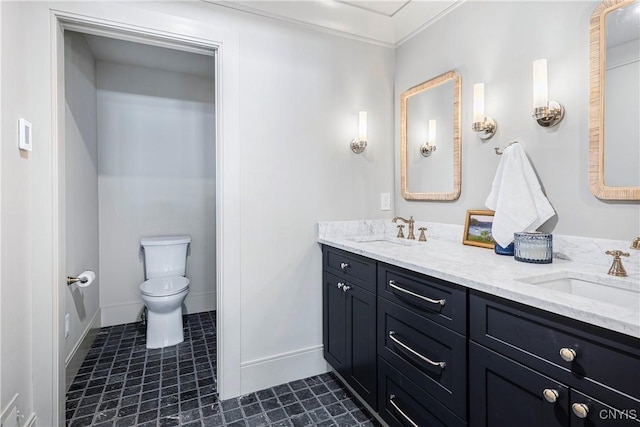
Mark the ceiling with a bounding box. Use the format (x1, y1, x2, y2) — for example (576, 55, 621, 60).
(205, 0, 464, 46)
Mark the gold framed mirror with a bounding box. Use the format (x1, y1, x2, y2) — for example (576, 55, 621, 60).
(400, 70, 461, 201)
(589, 0, 640, 200)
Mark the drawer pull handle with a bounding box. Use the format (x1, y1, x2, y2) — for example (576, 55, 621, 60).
(342, 285, 351, 292)
(388, 280, 446, 306)
(340, 262, 350, 270)
(543, 389, 559, 403)
(389, 331, 446, 369)
(572, 403, 589, 419)
(389, 394, 419, 427)
(559, 347, 576, 362)
(337, 282, 345, 289)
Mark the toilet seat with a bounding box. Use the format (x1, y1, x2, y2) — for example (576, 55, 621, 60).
(140, 276, 190, 297)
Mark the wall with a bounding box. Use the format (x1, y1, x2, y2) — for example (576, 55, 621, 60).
(97, 61, 216, 326)
(64, 31, 101, 385)
(394, 1, 640, 241)
(0, 0, 390, 422)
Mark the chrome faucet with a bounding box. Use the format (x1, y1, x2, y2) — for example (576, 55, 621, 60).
(392, 216, 415, 240)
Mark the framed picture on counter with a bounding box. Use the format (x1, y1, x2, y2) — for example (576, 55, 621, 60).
(463, 210, 495, 249)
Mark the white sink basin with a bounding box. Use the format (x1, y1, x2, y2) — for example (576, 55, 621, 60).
(517, 272, 639, 311)
(348, 235, 424, 247)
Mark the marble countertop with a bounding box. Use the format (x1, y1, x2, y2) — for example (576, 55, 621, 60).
(318, 221, 640, 339)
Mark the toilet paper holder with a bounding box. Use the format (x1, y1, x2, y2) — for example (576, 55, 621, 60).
(67, 276, 88, 286)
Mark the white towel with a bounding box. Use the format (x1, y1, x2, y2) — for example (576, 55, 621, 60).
(485, 143, 555, 248)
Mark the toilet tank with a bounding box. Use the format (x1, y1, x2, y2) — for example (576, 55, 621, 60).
(141, 235, 191, 279)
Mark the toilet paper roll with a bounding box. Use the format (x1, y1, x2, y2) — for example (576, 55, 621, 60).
(77, 270, 96, 288)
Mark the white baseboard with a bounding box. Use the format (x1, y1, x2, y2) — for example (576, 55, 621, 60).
(65, 308, 101, 391)
(240, 345, 329, 395)
(101, 291, 216, 327)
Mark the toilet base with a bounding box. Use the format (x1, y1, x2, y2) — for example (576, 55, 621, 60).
(145, 305, 185, 349)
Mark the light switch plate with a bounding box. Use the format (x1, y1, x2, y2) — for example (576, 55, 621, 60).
(380, 193, 391, 211)
(18, 118, 32, 151)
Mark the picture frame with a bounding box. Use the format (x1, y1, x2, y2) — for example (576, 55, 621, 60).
(463, 210, 495, 249)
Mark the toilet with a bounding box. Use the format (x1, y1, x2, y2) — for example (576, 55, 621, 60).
(140, 235, 191, 349)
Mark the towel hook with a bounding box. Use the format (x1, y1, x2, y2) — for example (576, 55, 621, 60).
(494, 141, 519, 155)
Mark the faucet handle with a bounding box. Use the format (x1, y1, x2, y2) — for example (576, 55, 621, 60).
(631, 237, 640, 250)
(396, 225, 405, 239)
(605, 250, 629, 277)
(418, 227, 427, 242)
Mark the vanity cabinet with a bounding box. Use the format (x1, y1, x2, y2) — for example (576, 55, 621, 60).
(469, 292, 640, 427)
(322, 246, 377, 409)
(321, 245, 640, 427)
(377, 263, 467, 424)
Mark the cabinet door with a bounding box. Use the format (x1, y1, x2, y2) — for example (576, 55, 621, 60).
(569, 389, 640, 426)
(470, 342, 569, 427)
(345, 284, 377, 410)
(323, 272, 347, 374)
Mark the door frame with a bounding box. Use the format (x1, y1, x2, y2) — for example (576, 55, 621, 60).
(50, 8, 241, 424)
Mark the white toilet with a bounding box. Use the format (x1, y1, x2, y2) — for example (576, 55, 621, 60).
(140, 235, 191, 349)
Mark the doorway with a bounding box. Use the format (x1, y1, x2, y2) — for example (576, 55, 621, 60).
(51, 11, 242, 426)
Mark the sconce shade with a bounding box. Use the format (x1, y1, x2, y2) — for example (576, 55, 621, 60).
(428, 119, 436, 146)
(473, 83, 485, 123)
(358, 111, 367, 142)
(533, 59, 549, 109)
(351, 110, 368, 154)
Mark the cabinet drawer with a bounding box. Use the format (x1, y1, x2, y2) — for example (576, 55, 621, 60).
(470, 292, 640, 401)
(378, 263, 467, 334)
(323, 245, 376, 292)
(378, 298, 466, 419)
(378, 358, 466, 427)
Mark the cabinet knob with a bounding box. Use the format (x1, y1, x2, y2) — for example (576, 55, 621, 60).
(342, 285, 351, 292)
(572, 403, 589, 419)
(542, 389, 559, 403)
(559, 347, 577, 362)
(337, 282, 344, 289)
(340, 262, 350, 270)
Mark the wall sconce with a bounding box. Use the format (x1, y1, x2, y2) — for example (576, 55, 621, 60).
(420, 119, 437, 157)
(471, 83, 497, 140)
(350, 111, 367, 154)
(532, 59, 564, 127)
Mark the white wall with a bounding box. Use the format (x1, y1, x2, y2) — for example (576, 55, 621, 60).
(97, 61, 216, 326)
(1, 2, 37, 422)
(394, 1, 640, 241)
(64, 31, 101, 374)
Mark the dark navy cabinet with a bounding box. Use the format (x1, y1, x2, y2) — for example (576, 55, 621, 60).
(322, 245, 640, 427)
(322, 246, 377, 410)
(470, 292, 640, 427)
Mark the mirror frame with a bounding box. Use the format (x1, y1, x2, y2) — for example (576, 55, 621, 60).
(400, 70, 461, 201)
(589, 0, 640, 200)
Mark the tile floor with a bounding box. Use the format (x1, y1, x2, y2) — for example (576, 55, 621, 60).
(66, 312, 380, 426)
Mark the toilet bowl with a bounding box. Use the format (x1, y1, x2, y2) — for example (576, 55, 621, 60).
(140, 276, 190, 349)
(140, 235, 191, 349)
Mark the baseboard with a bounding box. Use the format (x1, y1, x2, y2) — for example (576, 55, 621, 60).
(101, 291, 216, 327)
(65, 308, 101, 391)
(240, 345, 329, 395)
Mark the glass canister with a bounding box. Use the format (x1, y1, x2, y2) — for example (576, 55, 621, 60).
(514, 232, 553, 264)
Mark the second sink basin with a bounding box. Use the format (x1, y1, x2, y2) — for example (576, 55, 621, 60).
(517, 271, 639, 311)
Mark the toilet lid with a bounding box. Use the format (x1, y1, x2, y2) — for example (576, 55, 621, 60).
(140, 276, 190, 297)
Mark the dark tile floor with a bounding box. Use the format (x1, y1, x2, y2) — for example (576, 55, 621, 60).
(66, 312, 380, 426)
